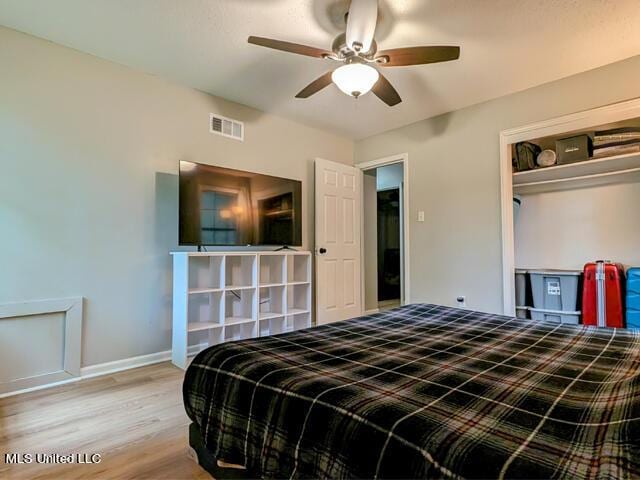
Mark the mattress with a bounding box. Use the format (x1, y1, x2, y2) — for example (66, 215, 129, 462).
(183, 304, 640, 479)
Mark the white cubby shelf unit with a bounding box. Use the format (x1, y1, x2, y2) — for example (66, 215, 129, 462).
(171, 251, 312, 369)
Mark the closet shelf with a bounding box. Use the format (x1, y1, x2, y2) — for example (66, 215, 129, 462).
(513, 151, 640, 195)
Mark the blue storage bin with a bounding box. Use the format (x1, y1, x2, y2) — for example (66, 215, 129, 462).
(627, 268, 640, 329)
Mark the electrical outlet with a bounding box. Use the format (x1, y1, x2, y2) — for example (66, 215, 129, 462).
(417, 211, 425, 222)
(456, 296, 466, 307)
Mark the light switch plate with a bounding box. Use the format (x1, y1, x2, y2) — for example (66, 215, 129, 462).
(417, 211, 425, 222)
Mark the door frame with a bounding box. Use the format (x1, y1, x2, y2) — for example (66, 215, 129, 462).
(355, 153, 410, 310)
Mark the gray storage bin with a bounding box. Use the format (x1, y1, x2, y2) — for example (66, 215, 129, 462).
(515, 306, 528, 319)
(515, 269, 527, 307)
(529, 269, 581, 311)
(530, 307, 580, 325)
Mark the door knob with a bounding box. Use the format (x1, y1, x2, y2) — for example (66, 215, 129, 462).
(319, 247, 327, 255)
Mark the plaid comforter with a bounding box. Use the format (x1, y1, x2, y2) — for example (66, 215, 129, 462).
(183, 304, 640, 479)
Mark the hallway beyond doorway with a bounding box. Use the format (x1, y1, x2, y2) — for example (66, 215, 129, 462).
(363, 162, 404, 313)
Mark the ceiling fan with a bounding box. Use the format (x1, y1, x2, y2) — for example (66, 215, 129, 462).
(248, 0, 460, 107)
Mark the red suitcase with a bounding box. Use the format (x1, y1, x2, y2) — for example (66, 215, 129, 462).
(582, 261, 625, 328)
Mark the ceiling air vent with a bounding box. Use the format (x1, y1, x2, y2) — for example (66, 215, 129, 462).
(210, 113, 244, 141)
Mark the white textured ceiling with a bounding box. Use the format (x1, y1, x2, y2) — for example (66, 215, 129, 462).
(1, 0, 640, 139)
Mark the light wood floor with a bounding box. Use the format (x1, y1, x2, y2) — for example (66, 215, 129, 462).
(378, 299, 401, 311)
(0, 363, 210, 479)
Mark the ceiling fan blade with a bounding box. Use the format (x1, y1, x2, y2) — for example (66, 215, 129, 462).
(376, 46, 460, 67)
(295, 71, 335, 98)
(248, 36, 331, 59)
(372, 72, 401, 107)
(346, 0, 378, 53)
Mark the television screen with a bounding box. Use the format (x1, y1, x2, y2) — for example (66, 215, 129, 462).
(179, 161, 302, 246)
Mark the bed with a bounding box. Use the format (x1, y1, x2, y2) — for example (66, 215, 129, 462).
(183, 304, 640, 479)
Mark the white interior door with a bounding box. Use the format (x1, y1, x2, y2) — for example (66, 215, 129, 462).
(315, 158, 362, 325)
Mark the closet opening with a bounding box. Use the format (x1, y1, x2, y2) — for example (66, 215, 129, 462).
(500, 99, 640, 329)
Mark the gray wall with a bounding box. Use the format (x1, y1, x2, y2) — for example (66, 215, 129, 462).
(376, 163, 403, 191)
(515, 183, 640, 271)
(355, 54, 640, 314)
(0, 27, 353, 367)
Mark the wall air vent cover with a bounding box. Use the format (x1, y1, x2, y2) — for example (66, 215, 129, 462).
(210, 113, 244, 141)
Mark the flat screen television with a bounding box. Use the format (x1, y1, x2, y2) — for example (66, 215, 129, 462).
(179, 161, 302, 247)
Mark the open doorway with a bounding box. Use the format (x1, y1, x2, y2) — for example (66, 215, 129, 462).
(362, 162, 406, 313)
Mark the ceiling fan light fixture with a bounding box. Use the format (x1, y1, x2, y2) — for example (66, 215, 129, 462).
(248, 3, 460, 107)
(331, 63, 379, 98)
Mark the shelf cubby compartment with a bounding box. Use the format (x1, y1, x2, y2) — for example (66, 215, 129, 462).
(225, 321, 256, 342)
(286, 283, 310, 315)
(286, 312, 311, 331)
(259, 316, 287, 336)
(225, 255, 256, 289)
(287, 254, 310, 284)
(207, 326, 224, 345)
(259, 254, 286, 286)
(187, 290, 224, 333)
(188, 255, 224, 292)
(224, 288, 256, 325)
(259, 285, 286, 320)
(188, 326, 224, 348)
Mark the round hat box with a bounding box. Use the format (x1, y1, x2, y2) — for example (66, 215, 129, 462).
(537, 149, 557, 167)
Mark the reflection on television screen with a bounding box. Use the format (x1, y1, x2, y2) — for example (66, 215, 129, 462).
(179, 161, 302, 247)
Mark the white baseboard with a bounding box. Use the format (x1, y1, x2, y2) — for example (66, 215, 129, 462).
(80, 350, 170, 379)
(0, 343, 208, 399)
(363, 308, 380, 315)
